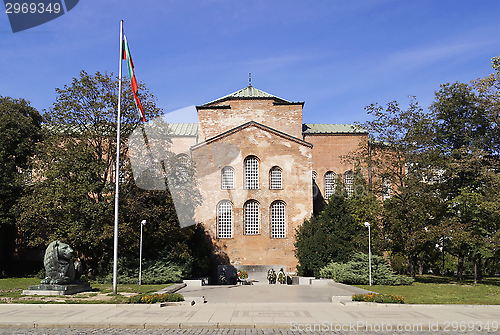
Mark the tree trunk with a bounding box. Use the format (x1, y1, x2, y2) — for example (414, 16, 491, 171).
(418, 257, 424, 276)
(474, 259, 477, 285)
(457, 253, 464, 281)
(478, 256, 482, 281)
(408, 257, 415, 277)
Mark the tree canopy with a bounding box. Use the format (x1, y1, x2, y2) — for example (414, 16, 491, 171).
(15, 71, 205, 278)
(0, 96, 42, 274)
(342, 54, 500, 279)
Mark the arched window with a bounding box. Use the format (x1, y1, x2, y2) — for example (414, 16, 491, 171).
(217, 201, 233, 239)
(244, 200, 260, 235)
(176, 154, 190, 182)
(221, 166, 234, 189)
(382, 178, 391, 200)
(269, 166, 282, 190)
(344, 170, 354, 197)
(270, 201, 286, 238)
(244, 156, 259, 189)
(324, 171, 335, 199)
(312, 171, 318, 199)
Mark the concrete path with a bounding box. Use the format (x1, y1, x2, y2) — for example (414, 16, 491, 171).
(0, 284, 499, 331)
(177, 282, 372, 303)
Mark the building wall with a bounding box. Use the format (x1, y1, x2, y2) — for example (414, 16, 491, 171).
(191, 125, 312, 271)
(304, 133, 367, 199)
(165, 94, 368, 270)
(197, 99, 303, 142)
(169, 136, 197, 155)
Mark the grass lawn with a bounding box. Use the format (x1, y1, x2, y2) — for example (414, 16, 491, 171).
(354, 276, 500, 304)
(0, 277, 172, 304)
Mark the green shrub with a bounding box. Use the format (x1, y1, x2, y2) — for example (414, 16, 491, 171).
(352, 293, 404, 304)
(129, 293, 184, 304)
(318, 252, 413, 285)
(36, 268, 45, 279)
(100, 257, 184, 284)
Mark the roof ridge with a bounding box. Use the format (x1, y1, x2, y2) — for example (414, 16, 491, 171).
(303, 123, 367, 134)
(200, 85, 291, 106)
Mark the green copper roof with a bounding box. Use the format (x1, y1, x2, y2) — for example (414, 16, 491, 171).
(167, 123, 198, 136)
(303, 123, 368, 134)
(200, 85, 292, 106)
(166, 123, 367, 137)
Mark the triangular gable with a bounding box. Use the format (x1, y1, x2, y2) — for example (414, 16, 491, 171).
(191, 121, 313, 151)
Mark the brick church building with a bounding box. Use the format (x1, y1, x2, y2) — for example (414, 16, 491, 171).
(167, 84, 367, 271)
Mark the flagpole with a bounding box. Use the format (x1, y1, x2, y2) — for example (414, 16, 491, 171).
(113, 19, 124, 295)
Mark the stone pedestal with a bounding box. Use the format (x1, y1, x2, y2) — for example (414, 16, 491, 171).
(22, 282, 91, 296)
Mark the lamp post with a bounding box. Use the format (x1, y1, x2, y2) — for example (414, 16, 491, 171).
(138, 220, 146, 285)
(364, 222, 372, 286)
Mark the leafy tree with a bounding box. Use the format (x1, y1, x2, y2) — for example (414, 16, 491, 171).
(294, 191, 362, 277)
(347, 98, 442, 276)
(343, 170, 386, 255)
(429, 81, 499, 281)
(0, 97, 42, 275)
(16, 71, 203, 278)
(470, 55, 500, 276)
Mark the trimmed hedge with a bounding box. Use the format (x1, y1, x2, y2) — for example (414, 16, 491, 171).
(352, 293, 405, 304)
(129, 293, 184, 304)
(318, 252, 413, 285)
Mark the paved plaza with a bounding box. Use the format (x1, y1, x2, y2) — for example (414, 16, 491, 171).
(0, 283, 499, 333)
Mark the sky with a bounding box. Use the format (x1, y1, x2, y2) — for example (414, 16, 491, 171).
(1, 0, 500, 125)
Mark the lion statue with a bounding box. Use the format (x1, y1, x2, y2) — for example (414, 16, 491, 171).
(41, 240, 82, 285)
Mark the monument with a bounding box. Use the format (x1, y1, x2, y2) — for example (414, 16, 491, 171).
(23, 240, 91, 296)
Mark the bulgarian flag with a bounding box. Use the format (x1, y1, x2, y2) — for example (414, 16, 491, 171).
(122, 35, 146, 122)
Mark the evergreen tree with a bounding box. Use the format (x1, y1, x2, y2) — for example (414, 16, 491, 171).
(294, 192, 362, 277)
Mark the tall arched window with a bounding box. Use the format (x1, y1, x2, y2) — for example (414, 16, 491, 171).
(217, 201, 233, 239)
(221, 166, 234, 189)
(244, 156, 259, 189)
(270, 201, 286, 238)
(312, 171, 318, 199)
(176, 154, 190, 183)
(244, 200, 260, 235)
(324, 171, 335, 199)
(382, 178, 391, 200)
(344, 170, 354, 197)
(269, 166, 282, 190)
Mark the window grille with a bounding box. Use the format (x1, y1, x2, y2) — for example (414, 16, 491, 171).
(221, 167, 234, 189)
(382, 178, 391, 200)
(217, 201, 233, 238)
(271, 201, 286, 238)
(324, 171, 335, 199)
(118, 160, 126, 184)
(176, 154, 190, 184)
(270, 167, 282, 189)
(244, 156, 259, 189)
(244, 200, 260, 235)
(312, 171, 318, 199)
(344, 171, 354, 197)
